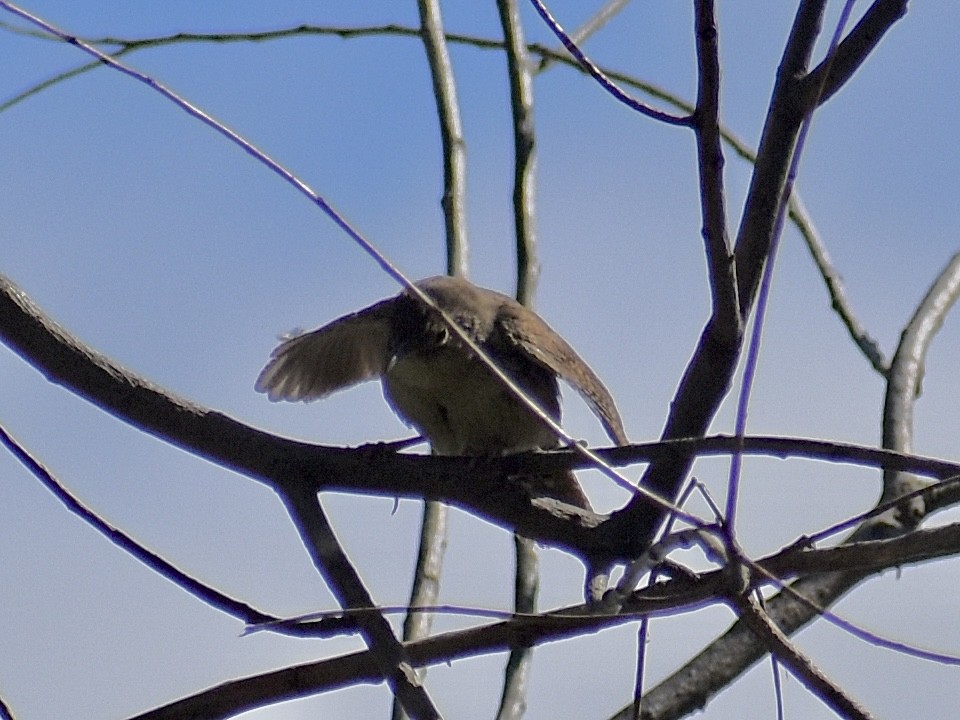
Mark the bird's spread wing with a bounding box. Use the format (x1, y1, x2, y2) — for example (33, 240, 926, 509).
(496, 304, 628, 446)
(255, 298, 395, 402)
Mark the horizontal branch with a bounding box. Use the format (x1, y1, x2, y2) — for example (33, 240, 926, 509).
(3, 273, 960, 564)
(132, 521, 960, 719)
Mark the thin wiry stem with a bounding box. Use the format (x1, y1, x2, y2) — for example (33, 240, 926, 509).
(727, 0, 854, 538)
(0, 423, 359, 636)
(534, 0, 631, 73)
(525, 0, 690, 125)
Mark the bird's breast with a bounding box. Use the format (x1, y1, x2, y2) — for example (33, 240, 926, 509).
(382, 346, 559, 456)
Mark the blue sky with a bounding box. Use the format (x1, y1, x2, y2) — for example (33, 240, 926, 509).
(2, 2, 959, 718)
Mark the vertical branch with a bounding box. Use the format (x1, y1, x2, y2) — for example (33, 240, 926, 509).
(281, 484, 440, 720)
(394, 3, 468, 718)
(497, 1, 539, 717)
(496, 537, 538, 720)
(393, 502, 449, 720)
(727, 0, 856, 532)
(692, 0, 737, 330)
(601, 1, 831, 556)
(498, 0, 539, 305)
(418, 0, 469, 278)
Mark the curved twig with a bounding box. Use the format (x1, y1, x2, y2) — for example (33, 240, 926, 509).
(525, 0, 690, 126)
(881, 252, 960, 507)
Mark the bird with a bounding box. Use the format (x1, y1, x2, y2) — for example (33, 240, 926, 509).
(255, 275, 627, 514)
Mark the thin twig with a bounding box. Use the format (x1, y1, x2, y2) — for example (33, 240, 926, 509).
(692, 0, 737, 335)
(0, 423, 355, 635)
(787, 194, 888, 374)
(499, 0, 540, 308)
(394, 501, 448, 720)
(799, 473, 960, 547)
(496, 537, 538, 720)
(726, 0, 855, 535)
(534, 0, 631, 73)
(525, 0, 690, 125)
(881, 252, 960, 506)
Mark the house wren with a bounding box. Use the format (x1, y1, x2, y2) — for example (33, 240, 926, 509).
(256, 275, 627, 512)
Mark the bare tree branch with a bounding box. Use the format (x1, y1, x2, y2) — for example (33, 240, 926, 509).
(130, 521, 960, 720)
(417, 0, 469, 279)
(787, 193, 889, 374)
(734, 0, 827, 308)
(394, 501, 448, 720)
(881, 252, 960, 507)
(390, 5, 469, 717)
(525, 0, 690, 125)
(497, 537, 538, 720)
(499, 0, 540, 308)
(5, 270, 960, 558)
(282, 484, 441, 719)
(691, 0, 739, 363)
(533, 0, 632, 75)
(810, 0, 909, 106)
(496, 1, 541, 716)
(601, 0, 907, 563)
(728, 591, 875, 720)
(0, 423, 344, 635)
